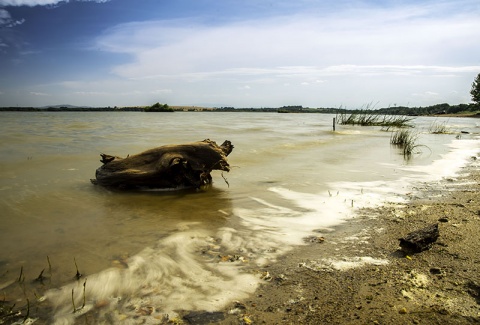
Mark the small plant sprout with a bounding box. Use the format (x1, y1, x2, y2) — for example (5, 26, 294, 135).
(23, 298, 30, 323)
(74, 257, 82, 280)
(82, 279, 87, 309)
(35, 268, 45, 283)
(47, 255, 52, 274)
(71, 289, 76, 313)
(18, 266, 24, 283)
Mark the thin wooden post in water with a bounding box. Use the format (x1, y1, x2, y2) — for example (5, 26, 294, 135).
(333, 117, 336, 131)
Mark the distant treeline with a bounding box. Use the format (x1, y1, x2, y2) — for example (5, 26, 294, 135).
(1, 102, 479, 115)
(224, 103, 480, 115)
(375, 103, 480, 116)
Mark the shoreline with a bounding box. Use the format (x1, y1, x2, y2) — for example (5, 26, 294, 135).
(1, 108, 479, 117)
(214, 160, 480, 324)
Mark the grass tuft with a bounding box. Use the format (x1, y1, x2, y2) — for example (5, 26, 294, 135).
(390, 129, 420, 158)
(428, 120, 449, 134)
(336, 110, 414, 128)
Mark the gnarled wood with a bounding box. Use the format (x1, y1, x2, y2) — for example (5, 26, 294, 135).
(399, 223, 439, 253)
(91, 139, 233, 189)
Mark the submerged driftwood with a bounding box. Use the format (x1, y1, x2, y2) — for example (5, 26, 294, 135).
(91, 139, 233, 189)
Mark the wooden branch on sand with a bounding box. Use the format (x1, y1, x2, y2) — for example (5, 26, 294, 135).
(91, 139, 233, 190)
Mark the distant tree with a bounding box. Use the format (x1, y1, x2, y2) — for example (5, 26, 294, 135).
(144, 102, 173, 112)
(471, 73, 480, 105)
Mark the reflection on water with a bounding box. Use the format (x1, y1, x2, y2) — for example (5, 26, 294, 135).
(0, 112, 479, 323)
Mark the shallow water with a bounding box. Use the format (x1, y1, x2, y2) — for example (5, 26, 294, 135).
(0, 112, 479, 323)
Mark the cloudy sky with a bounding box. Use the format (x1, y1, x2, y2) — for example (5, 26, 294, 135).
(0, 0, 479, 108)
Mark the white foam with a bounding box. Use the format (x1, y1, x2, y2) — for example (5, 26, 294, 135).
(303, 257, 389, 272)
(402, 138, 480, 181)
(45, 226, 260, 324)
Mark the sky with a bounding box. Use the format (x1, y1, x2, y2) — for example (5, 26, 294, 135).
(0, 0, 479, 108)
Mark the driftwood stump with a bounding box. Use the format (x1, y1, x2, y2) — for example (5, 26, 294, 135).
(399, 223, 439, 253)
(91, 139, 233, 189)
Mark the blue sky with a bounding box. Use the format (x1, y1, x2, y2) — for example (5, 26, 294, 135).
(0, 0, 479, 108)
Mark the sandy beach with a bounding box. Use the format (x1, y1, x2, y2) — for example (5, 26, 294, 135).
(211, 160, 480, 324)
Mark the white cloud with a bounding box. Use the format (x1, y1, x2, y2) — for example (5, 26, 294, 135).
(0, 8, 11, 24)
(73, 91, 109, 96)
(0, 0, 109, 5)
(5, 18, 24, 27)
(150, 89, 172, 94)
(30, 91, 50, 96)
(1, 0, 107, 29)
(55, 79, 175, 105)
(4, 0, 478, 108)
(96, 7, 480, 84)
(87, 1, 480, 107)
(0, 0, 62, 5)
(411, 91, 440, 99)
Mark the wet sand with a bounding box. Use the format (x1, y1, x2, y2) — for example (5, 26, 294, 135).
(213, 161, 480, 324)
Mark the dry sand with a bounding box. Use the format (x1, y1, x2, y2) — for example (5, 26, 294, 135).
(213, 161, 480, 324)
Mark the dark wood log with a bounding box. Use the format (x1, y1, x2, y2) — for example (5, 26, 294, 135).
(399, 223, 439, 253)
(91, 139, 233, 189)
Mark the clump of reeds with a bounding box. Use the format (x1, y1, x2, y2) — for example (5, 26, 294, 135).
(391, 129, 420, 158)
(336, 110, 414, 128)
(428, 120, 449, 134)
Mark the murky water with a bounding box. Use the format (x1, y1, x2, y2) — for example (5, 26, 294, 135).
(0, 112, 479, 323)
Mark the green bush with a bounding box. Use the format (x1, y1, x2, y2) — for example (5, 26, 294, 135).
(144, 102, 173, 112)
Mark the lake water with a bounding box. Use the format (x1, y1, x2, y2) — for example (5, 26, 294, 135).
(1, 112, 479, 324)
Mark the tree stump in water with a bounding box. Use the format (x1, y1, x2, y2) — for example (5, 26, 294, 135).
(91, 139, 233, 189)
(399, 223, 439, 253)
